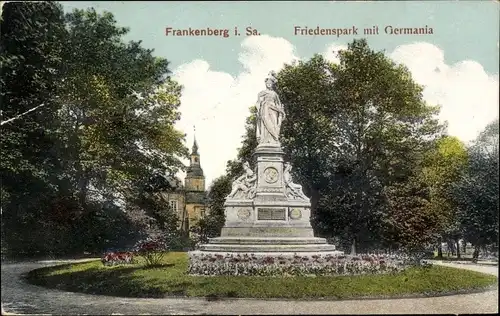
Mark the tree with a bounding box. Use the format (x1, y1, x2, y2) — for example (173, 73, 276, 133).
(452, 119, 499, 260)
(276, 39, 444, 253)
(383, 176, 440, 262)
(52, 8, 189, 251)
(0, 1, 69, 256)
(59, 8, 188, 211)
(126, 172, 182, 248)
(1, 5, 189, 256)
(420, 136, 468, 258)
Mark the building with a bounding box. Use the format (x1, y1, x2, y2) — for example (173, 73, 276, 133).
(158, 136, 207, 234)
(183, 136, 207, 231)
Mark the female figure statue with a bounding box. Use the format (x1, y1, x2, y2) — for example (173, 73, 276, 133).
(227, 162, 257, 199)
(256, 71, 286, 146)
(284, 163, 308, 200)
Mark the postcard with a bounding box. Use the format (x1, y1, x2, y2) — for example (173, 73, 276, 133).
(1, 1, 498, 315)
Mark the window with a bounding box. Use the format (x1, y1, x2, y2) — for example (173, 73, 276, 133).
(169, 200, 178, 213)
(201, 208, 206, 218)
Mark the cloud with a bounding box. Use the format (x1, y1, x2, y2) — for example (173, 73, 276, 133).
(323, 43, 348, 64)
(389, 42, 499, 144)
(173, 37, 498, 186)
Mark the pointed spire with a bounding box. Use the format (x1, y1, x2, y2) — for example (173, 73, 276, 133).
(192, 125, 199, 155)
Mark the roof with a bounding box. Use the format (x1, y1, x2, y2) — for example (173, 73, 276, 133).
(192, 136, 199, 155)
(186, 165, 204, 177)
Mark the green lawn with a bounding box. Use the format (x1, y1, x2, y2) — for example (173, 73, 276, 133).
(26, 252, 498, 299)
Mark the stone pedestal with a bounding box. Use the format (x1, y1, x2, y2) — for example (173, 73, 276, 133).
(193, 144, 341, 255)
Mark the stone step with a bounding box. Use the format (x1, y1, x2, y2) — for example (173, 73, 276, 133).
(208, 237, 329, 245)
(220, 226, 315, 237)
(190, 250, 345, 257)
(198, 243, 337, 253)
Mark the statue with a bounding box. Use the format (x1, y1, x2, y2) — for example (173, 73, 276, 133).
(284, 163, 308, 200)
(226, 162, 257, 199)
(256, 71, 286, 146)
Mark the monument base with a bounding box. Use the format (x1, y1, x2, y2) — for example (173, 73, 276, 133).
(199, 236, 338, 252)
(189, 194, 344, 275)
(189, 118, 345, 275)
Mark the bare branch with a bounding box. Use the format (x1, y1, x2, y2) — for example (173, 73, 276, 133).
(0, 103, 45, 126)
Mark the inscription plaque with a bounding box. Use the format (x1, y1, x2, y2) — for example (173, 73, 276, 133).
(257, 208, 286, 220)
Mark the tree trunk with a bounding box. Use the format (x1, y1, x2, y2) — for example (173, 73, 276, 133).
(462, 241, 467, 254)
(309, 187, 320, 221)
(472, 245, 480, 263)
(447, 240, 454, 256)
(350, 239, 356, 255)
(437, 237, 443, 258)
(78, 178, 88, 206)
(456, 239, 461, 259)
(75, 159, 90, 214)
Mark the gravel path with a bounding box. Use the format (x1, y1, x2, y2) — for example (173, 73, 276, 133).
(1, 259, 498, 315)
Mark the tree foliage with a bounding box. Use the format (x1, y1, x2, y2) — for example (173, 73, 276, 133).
(1, 3, 188, 256)
(419, 136, 468, 256)
(276, 39, 444, 253)
(1, 1, 70, 255)
(59, 9, 187, 208)
(452, 119, 499, 251)
(383, 176, 440, 257)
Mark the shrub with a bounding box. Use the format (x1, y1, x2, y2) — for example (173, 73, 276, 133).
(134, 236, 168, 267)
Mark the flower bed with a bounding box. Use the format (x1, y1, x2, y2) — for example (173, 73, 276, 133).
(101, 251, 134, 266)
(100, 236, 170, 267)
(188, 252, 412, 276)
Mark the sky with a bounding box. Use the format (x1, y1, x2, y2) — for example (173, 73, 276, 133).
(62, 1, 500, 187)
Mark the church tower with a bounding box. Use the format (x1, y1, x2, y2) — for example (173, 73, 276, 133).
(184, 131, 207, 231)
(185, 135, 205, 191)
